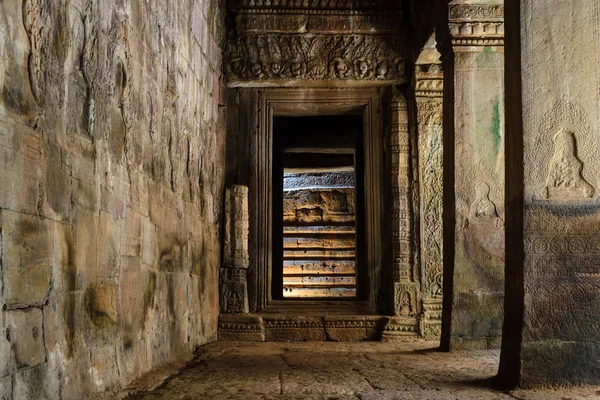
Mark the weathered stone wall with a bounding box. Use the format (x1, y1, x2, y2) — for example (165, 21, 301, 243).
(500, 0, 600, 388)
(0, 0, 225, 398)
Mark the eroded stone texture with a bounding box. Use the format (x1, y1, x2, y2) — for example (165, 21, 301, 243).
(437, 0, 505, 350)
(0, 0, 226, 397)
(501, 0, 600, 388)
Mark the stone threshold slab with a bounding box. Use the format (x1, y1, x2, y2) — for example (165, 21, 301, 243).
(218, 314, 423, 342)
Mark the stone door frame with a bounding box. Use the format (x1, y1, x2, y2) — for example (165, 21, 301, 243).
(250, 87, 385, 314)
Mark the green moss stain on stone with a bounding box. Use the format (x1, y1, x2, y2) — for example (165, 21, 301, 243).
(491, 96, 502, 157)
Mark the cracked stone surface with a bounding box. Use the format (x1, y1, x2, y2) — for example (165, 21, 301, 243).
(123, 341, 600, 400)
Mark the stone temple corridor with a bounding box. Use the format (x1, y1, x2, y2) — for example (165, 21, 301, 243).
(1, 0, 600, 399)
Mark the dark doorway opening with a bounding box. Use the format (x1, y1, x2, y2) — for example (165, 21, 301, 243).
(272, 115, 366, 300)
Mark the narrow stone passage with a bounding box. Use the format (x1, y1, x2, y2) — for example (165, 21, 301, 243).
(123, 342, 600, 400)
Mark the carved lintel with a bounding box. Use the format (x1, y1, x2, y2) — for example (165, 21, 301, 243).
(225, 34, 407, 83)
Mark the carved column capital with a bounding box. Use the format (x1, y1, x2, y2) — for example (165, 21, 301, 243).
(438, 1, 504, 58)
(449, 1, 504, 45)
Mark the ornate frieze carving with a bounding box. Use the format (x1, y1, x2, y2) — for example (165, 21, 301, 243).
(449, 4, 504, 20)
(236, 14, 403, 34)
(226, 34, 407, 83)
(230, 0, 402, 13)
(447, 2, 504, 47)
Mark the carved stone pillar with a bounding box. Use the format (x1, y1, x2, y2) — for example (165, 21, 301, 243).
(220, 185, 250, 314)
(500, 0, 600, 388)
(438, 1, 505, 350)
(415, 36, 444, 340)
(383, 90, 420, 341)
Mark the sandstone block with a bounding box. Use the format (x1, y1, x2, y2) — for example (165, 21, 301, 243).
(2, 211, 53, 308)
(84, 284, 119, 346)
(97, 211, 122, 279)
(5, 308, 45, 369)
(12, 363, 60, 400)
(0, 375, 12, 400)
(324, 316, 366, 342)
(365, 316, 386, 341)
(43, 291, 86, 361)
(90, 345, 120, 392)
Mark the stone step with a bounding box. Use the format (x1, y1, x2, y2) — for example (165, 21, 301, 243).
(283, 251, 356, 259)
(283, 226, 356, 236)
(283, 287, 357, 298)
(283, 260, 356, 275)
(283, 275, 356, 286)
(283, 236, 356, 248)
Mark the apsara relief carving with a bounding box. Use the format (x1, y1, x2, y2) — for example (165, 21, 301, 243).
(533, 99, 596, 202)
(539, 129, 595, 200)
(469, 182, 500, 220)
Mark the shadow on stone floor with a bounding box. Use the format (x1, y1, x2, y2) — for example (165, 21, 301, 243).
(121, 342, 600, 400)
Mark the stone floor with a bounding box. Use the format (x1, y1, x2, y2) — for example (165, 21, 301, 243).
(124, 341, 600, 400)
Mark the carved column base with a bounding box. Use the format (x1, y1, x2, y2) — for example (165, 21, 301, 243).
(218, 314, 265, 341)
(380, 316, 420, 342)
(219, 268, 249, 314)
(419, 298, 443, 339)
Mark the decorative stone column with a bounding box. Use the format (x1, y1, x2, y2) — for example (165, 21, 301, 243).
(220, 185, 250, 314)
(382, 90, 420, 341)
(415, 36, 444, 340)
(438, 1, 505, 350)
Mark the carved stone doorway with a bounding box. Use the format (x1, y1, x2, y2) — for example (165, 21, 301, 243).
(226, 88, 385, 314)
